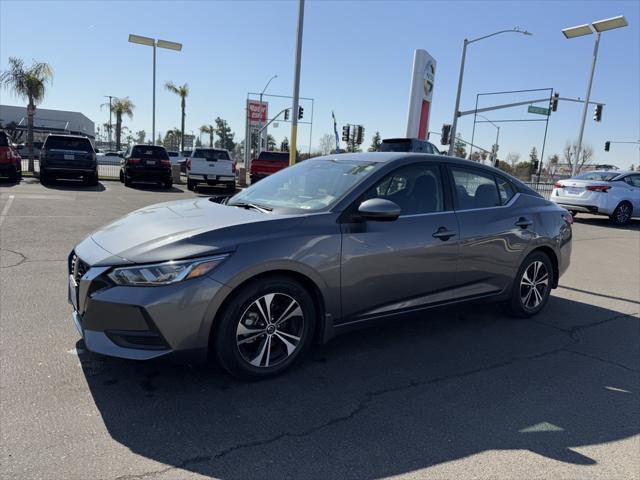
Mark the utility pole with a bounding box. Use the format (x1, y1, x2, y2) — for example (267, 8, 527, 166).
(289, 0, 305, 166)
(104, 95, 114, 150)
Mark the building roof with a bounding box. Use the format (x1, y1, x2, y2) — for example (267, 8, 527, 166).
(0, 104, 95, 138)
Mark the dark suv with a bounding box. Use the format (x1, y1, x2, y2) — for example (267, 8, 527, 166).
(40, 135, 98, 185)
(120, 145, 172, 189)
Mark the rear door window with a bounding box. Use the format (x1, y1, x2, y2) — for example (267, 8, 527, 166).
(451, 168, 501, 209)
(0, 132, 9, 147)
(45, 137, 93, 152)
(193, 149, 230, 161)
(496, 176, 516, 204)
(131, 146, 169, 160)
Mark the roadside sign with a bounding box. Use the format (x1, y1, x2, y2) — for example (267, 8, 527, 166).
(528, 105, 550, 116)
(247, 100, 268, 126)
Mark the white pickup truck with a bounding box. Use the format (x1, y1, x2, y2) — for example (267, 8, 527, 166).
(186, 148, 235, 192)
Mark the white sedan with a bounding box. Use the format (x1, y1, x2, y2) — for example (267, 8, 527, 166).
(550, 170, 640, 225)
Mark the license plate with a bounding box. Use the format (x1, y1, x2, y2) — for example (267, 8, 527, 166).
(68, 274, 78, 311)
(565, 187, 582, 195)
(147, 160, 156, 165)
(64, 154, 75, 160)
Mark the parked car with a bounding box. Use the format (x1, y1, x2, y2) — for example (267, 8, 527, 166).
(68, 152, 572, 379)
(550, 170, 640, 225)
(167, 150, 184, 166)
(186, 148, 235, 191)
(249, 151, 290, 183)
(119, 145, 173, 189)
(96, 151, 123, 165)
(40, 135, 98, 185)
(378, 137, 441, 154)
(0, 131, 22, 182)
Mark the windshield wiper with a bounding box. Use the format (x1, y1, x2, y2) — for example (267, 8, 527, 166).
(229, 202, 273, 213)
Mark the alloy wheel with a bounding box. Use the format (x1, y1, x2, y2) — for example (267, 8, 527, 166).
(236, 293, 304, 368)
(617, 204, 631, 224)
(520, 260, 549, 310)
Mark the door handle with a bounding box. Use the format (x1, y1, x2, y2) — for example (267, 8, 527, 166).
(515, 217, 533, 229)
(432, 227, 456, 241)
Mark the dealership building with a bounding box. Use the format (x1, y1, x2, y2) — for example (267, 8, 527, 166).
(0, 104, 95, 141)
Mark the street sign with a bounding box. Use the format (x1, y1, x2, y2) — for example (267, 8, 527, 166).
(528, 105, 550, 116)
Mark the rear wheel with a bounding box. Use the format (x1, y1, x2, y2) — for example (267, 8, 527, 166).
(187, 179, 196, 191)
(214, 276, 316, 380)
(85, 172, 99, 186)
(609, 201, 632, 226)
(119, 170, 124, 183)
(40, 169, 49, 185)
(124, 175, 132, 187)
(506, 251, 554, 317)
(8, 165, 19, 183)
(163, 179, 173, 189)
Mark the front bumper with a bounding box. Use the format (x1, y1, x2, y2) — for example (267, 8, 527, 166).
(68, 257, 230, 362)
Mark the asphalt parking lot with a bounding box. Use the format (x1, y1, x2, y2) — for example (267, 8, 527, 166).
(1, 177, 638, 480)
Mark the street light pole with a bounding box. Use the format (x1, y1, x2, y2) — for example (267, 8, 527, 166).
(289, 0, 305, 166)
(258, 74, 277, 155)
(448, 28, 532, 156)
(103, 95, 113, 150)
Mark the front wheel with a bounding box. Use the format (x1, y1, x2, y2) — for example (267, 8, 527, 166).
(609, 201, 632, 226)
(506, 251, 554, 318)
(214, 276, 316, 380)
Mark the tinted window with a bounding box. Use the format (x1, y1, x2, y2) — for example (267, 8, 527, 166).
(258, 151, 289, 162)
(496, 177, 516, 204)
(366, 163, 444, 215)
(130, 146, 169, 160)
(574, 171, 619, 181)
(193, 149, 230, 161)
(167, 151, 180, 157)
(0, 132, 9, 147)
(45, 136, 93, 152)
(452, 168, 500, 209)
(623, 175, 640, 187)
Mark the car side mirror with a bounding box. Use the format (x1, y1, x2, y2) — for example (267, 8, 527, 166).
(357, 198, 401, 221)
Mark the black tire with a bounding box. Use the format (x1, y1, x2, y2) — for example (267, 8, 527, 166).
(609, 201, 632, 226)
(8, 165, 18, 183)
(506, 251, 554, 318)
(164, 179, 173, 189)
(214, 275, 316, 380)
(569, 210, 578, 217)
(85, 172, 99, 186)
(226, 182, 236, 193)
(187, 180, 196, 191)
(119, 170, 124, 183)
(124, 175, 132, 187)
(40, 169, 48, 185)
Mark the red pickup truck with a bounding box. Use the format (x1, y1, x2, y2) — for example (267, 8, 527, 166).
(0, 131, 22, 183)
(250, 151, 290, 183)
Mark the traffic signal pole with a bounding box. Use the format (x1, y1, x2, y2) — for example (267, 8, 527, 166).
(289, 0, 305, 166)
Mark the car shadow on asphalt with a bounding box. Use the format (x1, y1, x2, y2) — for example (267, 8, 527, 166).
(124, 182, 185, 194)
(78, 296, 638, 479)
(573, 216, 640, 231)
(39, 178, 107, 192)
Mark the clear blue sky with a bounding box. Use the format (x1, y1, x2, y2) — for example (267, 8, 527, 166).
(1, 0, 638, 167)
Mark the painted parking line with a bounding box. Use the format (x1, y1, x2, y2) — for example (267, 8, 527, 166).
(0, 194, 15, 227)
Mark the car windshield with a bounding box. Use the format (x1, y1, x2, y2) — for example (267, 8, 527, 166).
(131, 146, 169, 160)
(574, 171, 620, 181)
(229, 158, 379, 212)
(193, 149, 230, 161)
(45, 137, 93, 151)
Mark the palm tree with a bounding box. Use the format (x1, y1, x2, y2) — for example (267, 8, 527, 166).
(0, 57, 53, 171)
(200, 124, 214, 147)
(102, 122, 113, 145)
(165, 81, 189, 151)
(109, 98, 134, 151)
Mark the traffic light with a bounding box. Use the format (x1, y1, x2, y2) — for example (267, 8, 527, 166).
(355, 125, 365, 145)
(441, 124, 451, 145)
(284, 109, 290, 121)
(550, 92, 559, 112)
(593, 104, 603, 122)
(604, 141, 611, 152)
(342, 125, 350, 142)
(531, 160, 540, 172)
(298, 106, 304, 119)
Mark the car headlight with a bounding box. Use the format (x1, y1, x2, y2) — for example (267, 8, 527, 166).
(107, 254, 229, 286)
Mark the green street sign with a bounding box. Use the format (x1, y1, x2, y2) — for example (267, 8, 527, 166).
(528, 105, 550, 116)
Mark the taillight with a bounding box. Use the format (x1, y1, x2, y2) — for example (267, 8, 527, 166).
(186, 159, 191, 170)
(553, 182, 563, 189)
(161, 159, 171, 167)
(128, 158, 141, 165)
(586, 185, 610, 192)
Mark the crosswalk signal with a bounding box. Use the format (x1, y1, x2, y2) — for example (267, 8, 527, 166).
(550, 92, 559, 112)
(593, 104, 603, 122)
(604, 141, 611, 152)
(342, 125, 350, 142)
(284, 109, 290, 121)
(441, 124, 451, 145)
(298, 106, 304, 119)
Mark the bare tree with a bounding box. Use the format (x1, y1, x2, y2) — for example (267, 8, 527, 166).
(505, 152, 520, 168)
(563, 142, 593, 174)
(318, 133, 334, 155)
(546, 153, 560, 180)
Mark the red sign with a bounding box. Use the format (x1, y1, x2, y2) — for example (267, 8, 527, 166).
(247, 100, 268, 126)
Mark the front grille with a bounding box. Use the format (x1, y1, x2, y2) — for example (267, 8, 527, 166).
(70, 253, 90, 283)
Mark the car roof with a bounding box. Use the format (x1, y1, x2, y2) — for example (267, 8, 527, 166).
(45, 134, 90, 140)
(315, 152, 497, 169)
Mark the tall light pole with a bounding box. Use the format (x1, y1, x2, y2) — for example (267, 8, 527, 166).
(289, 0, 305, 166)
(473, 113, 499, 163)
(257, 74, 277, 155)
(128, 34, 182, 145)
(103, 95, 114, 150)
(562, 15, 628, 176)
(448, 27, 532, 156)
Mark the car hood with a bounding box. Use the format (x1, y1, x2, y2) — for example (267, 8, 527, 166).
(76, 197, 302, 266)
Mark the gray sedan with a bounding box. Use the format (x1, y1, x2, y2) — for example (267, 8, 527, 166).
(68, 153, 572, 379)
